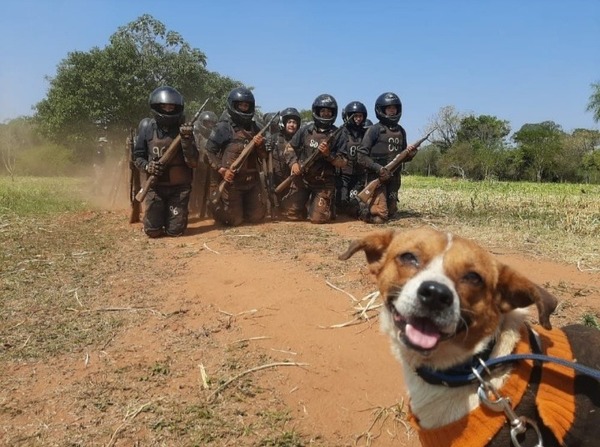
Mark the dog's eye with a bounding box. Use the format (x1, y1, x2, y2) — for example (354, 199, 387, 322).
(398, 252, 419, 267)
(462, 272, 484, 286)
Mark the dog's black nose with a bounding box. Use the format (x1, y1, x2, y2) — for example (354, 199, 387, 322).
(417, 281, 453, 309)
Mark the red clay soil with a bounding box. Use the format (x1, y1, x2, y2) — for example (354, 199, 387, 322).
(2, 212, 599, 446)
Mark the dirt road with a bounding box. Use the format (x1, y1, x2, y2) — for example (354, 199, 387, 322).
(2, 212, 599, 446)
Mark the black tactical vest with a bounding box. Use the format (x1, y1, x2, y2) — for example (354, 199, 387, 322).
(342, 129, 366, 175)
(221, 125, 260, 179)
(299, 127, 336, 179)
(369, 126, 405, 165)
(148, 128, 192, 186)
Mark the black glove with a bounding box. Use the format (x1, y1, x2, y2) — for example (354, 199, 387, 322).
(378, 167, 392, 182)
(179, 122, 194, 140)
(146, 160, 165, 176)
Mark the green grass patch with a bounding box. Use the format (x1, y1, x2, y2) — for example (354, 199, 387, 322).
(0, 175, 90, 216)
(398, 176, 600, 266)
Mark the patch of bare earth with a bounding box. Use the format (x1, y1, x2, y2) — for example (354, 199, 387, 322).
(1, 208, 598, 446)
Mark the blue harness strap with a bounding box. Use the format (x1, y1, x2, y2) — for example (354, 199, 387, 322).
(416, 327, 600, 387)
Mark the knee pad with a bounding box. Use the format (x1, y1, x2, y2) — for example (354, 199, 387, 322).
(144, 227, 164, 238)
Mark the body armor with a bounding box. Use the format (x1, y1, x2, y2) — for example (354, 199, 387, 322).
(145, 125, 192, 186)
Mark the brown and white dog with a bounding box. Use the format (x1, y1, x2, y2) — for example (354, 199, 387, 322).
(340, 227, 600, 447)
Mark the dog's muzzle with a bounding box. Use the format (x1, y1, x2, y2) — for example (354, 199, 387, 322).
(388, 280, 456, 352)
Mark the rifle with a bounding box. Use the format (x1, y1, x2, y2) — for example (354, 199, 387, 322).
(211, 111, 281, 205)
(265, 149, 279, 210)
(356, 129, 434, 204)
(127, 128, 142, 223)
(134, 97, 210, 203)
(274, 114, 354, 195)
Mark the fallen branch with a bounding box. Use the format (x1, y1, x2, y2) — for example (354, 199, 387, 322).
(230, 336, 270, 345)
(326, 280, 358, 302)
(19, 335, 31, 350)
(576, 260, 600, 272)
(207, 362, 308, 402)
(199, 363, 209, 390)
(67, 306, 154, 313)
(319, 317, 362, 329)
(106, 398, 162, 447)
(320, 290, 381, 329)
(203, 242, 220, 254)
(218, 309, 258, 317)
(355, 400, 412, 447)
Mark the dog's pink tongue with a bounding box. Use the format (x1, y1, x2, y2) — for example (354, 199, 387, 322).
(406, 320, 441, 350)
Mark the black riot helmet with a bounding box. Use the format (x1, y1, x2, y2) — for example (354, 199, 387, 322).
(311, 94, 338, 130)
(342, 101, 368, 130)
(149, 86, 185, 128)
(279, 107, 301, 132)
(195, 110, 218, 139)
(262, 112, 280, 133)
(374, 92, 402, 127)
(227, 87, 255, 126)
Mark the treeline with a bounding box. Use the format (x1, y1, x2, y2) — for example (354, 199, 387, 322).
(406, 108, 600, 183)
(1, 14, 242, 174)
(0, 14, 599, 183)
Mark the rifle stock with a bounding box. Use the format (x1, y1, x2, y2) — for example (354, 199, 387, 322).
(356, 129, 434, 204)
(211, 112, 280, 204)
(134, 98, 210, 203)
(274, 114, 354, 195)
(127, 129, 141, 223)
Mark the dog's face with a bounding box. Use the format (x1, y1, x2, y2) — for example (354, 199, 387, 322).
(340, 227, 558, 369)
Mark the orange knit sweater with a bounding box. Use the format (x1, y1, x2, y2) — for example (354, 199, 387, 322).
(413, 325, 575, 447)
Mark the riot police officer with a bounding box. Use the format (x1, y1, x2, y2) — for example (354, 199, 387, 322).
(133, 86, 199, 237)
(357, 92, 415, 224)
(189, 110, 218, 218)
(270, 108, 301, 191)
(281, 94, 347, 224)
(336, 101, 368, 218)
(205, 87, 267, 226)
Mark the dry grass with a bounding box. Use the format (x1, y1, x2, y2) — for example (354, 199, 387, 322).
(1, 174, 599, 446)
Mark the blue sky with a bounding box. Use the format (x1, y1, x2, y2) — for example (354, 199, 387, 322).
(1, 0, 598, 138)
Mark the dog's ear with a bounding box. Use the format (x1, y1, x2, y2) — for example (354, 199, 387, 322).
(338, 230, 395, 272)
(496, 263, 558, 330)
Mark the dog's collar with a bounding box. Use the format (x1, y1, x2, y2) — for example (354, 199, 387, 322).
(415, 328, 542, 387)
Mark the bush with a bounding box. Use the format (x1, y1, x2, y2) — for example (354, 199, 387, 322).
(16, 143, 77, 177)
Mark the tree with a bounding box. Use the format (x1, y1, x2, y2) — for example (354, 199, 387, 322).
(34, 15, 242, 159)
(568, 129, 600, 183)
(456, 115, 511, 147)
(512, 121, 565, 182)
(427, 106, 464, 153)
(439, 114, 510, 180)
(586, 82, 600, 123)
(404, 145, 441, 177)
(299, 109, 313, 124)
(581, 150, 600, 183)
(0, 121, 23, 178)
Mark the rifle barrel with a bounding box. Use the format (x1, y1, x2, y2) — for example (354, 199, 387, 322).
(355, 130, 433, 204)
